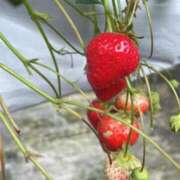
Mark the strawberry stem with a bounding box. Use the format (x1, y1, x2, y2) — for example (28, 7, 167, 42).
(142, 62, 180, 112)
(0, 64, 59, 105)
(0, 97, 21, 135)
(124, 77, 135, 157)
(138, 109, 146, 172)
(102, 0, 113, 32)
(0, 135, 6, 180)
(142, 0, 154, 58)
(140, 66, 154, 127)
(64, 100, 180, 170)
(63, 107, 112, 164)
(53, 0, 85, 49)
(0, 112, 52, 180)
(23, 0, 62, 97)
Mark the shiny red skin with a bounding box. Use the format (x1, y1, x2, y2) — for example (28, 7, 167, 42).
(86, 32, 140, 90)
(116, 93, 149, 115)
(87, 100, 105, 129)
(97, 116, 140, 151)
(94, 78, 127, 101)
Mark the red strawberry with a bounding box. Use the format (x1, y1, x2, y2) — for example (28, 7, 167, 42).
(87, 100, 105, 129)
(93, 78, 126, 101)
(86, 32, 140, 90)
(97, 115, 140, 151)
(115, 93, 149, 115)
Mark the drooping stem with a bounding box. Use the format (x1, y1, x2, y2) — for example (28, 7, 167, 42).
(124, 77, 135, 156)
(29, 64, 59, 97)
(0, 64, 59, 105)
(0, 135, 6, 180)
(63, 0, 101, 34)
(53, 0, 85, 49)
(0, 112, 52, 180)
(124, 90, 130, 114)
(0, 96, 20, 134)
(64, 107, 112, 164)
(23, 0, 62, 97)
(141, 138, 146, 171)
(0, 32, 31, 74)
(30, 61, 90, 101)
(62, 100, 180, 170)
(0, 32, 58, 97)
(142, 0, 154, 57)
(139, 110, 146, 171)
(142, 62, 180, 112)
(42, 20, 84, 55)
(140, 66, 154, 127)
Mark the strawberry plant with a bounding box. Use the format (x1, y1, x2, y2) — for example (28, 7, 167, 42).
(0, 0, 180, 179)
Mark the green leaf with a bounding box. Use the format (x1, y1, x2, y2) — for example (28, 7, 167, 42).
(75, 0, 101, 5)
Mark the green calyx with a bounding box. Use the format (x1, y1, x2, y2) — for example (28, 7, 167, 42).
(131, 168, 149, 180)
(151, 91, 161, 114)
(112, 151, 141, 171)
(170, 114, 180, 133)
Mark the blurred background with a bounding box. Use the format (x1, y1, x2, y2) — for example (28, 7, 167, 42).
(0, 0, 179, 180)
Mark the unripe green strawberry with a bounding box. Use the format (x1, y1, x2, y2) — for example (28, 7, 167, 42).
(170, 114, 180, 132)
(131, 168, 149, 180)
(105, 152, 141, 180)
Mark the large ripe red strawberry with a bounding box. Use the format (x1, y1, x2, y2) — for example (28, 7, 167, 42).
(87, 100, 105, 129)
(115, 93, 149, 115)
(94, 78, 126, 101)
(106, 152, 141, 180)
(86, 32, 140, 90)
(97, 115, 140, 151)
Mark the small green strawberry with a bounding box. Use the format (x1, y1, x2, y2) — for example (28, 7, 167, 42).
(151, 91, 161, 114)
(106, 152, 141, 180)
(170, 114, 180, 132)
(131, 167, 149, 180)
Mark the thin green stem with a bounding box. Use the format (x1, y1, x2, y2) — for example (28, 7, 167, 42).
(124, 90, 130, 113)
(0, 135, 6, 180)
(142, 0, 154, 57)
(0, 112, 52, 180)
(126, 0, 140, 29)
(0, 64, 59, 104)
(63, 0, 100, 34)
(23, 0, 61, 97)
(31, 61, 90, 101)
(42, 20, 84, 55)
(138, 110, 146, 171)
(53, 0, 84, 49)
(102, 0, 113, 32)
(112, 0, 119, 19)
(62, 100, 180, 170)
(0, 96, 20, 134)
(29, 64, 59, 97)
(140, 66, 154, 127)
(0, 32, 31, 74)
(63, 107, 112, 164)
(142, 63, 180, 112)
(124, 77, 134, 156)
